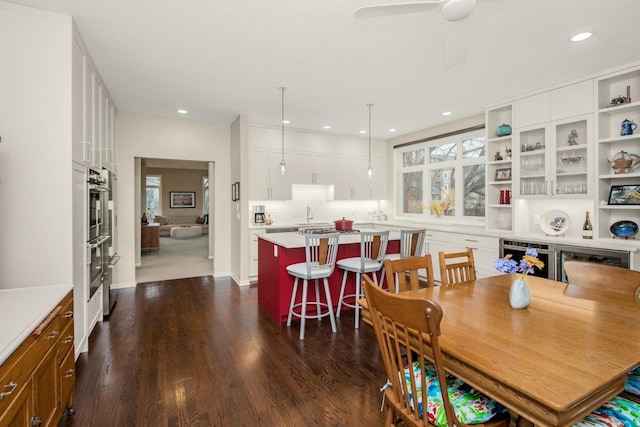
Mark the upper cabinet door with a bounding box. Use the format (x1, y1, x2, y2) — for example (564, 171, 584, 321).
(550, 80, 593, 120)
(72, 38, 87, 165)
(515, 92, 550, 128)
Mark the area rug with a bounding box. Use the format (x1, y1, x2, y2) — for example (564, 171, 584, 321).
(136, 235, 212, 283)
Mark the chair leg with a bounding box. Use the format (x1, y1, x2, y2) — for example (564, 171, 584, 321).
(287, 277, 299, 326)
(323, 278, 337, 333)
(299, 279, 309, 340)
(355, 272, 361, 329)
(336, 270, 348, 317)
(314, 279, 321, 320)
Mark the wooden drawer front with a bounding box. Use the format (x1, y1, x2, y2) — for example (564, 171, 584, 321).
(57, 321, 74, 361)
(0, 377, 31, 427)
(0, 365, 31, 418)
(59, 349, 75, 410)
(59, 293, 74, 329)
(32, 346, 58, 427)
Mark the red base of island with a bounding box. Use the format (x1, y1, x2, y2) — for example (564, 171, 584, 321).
(257, 238, 400, 325)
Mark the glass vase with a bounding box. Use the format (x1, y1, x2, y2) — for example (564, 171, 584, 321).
(510, 279, 531, 309)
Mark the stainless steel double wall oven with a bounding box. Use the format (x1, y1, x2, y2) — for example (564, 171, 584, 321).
(87, 168, 119, 316)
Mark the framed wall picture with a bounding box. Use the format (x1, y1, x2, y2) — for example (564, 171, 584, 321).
(495, 167, 512, 182)
(231, 182, 240, 201)
(170, 192, 196, 208)
(608, 185, 640, 205)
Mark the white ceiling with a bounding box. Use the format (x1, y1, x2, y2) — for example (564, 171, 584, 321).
(8, 0, 640, 139)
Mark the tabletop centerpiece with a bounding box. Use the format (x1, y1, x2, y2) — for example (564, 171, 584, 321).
(494, 248, 544, 309)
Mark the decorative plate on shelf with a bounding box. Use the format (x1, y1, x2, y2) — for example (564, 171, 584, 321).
(610, 220, 638, 239)
(540, 210, 570, 236)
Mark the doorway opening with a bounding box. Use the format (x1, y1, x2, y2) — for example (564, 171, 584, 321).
(136, 157, 214, 283)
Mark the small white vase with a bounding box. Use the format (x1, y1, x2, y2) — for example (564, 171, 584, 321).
(510, 279, 531, 309)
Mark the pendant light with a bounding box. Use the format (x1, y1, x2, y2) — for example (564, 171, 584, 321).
(278, 87, 287, 176)
(367, 103, 374, 178)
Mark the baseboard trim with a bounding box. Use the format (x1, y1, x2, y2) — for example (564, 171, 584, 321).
(112, 281, 137, 289)
(230, 273, 251, 287)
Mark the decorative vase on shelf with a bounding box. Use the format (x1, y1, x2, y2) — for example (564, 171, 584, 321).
(510, 279, 531, 309)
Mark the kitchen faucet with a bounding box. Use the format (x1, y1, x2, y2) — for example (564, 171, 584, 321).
(306, 204, 313, 223)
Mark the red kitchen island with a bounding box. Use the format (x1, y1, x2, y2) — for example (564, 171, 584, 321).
(257, 230, 400, 324)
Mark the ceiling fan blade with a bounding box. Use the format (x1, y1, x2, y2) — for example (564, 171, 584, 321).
(441, 0, 476, 22)
(354, 1, 446, 19)
(443, 20, 469, 68)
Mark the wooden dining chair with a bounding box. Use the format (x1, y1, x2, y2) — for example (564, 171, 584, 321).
(383, 255, 435, 293)
(564, 260, 640, 298)
(379, 229, 426, 289)
(438, 248, 476, 286)
(362, 274, 510, 427)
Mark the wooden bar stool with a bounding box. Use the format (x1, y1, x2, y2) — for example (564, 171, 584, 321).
(286, 233, 340, 340)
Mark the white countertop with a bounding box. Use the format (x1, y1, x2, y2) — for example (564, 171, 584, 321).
(251, 219, 640, 252)
(258, 228, 401, 249)
(0, 284, 73, 365)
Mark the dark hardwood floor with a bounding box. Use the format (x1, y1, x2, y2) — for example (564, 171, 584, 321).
(60, 276, 387, 426)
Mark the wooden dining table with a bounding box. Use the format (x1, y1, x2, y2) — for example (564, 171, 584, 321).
(359, 274, 640, 427)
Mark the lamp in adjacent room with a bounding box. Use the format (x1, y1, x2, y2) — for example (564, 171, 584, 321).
(367, 103, 374, 178)
(278, 87, 287, 176)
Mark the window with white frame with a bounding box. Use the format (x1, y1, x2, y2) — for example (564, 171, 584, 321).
(145, 175, 161, 220)
(395, 129, 486, 221)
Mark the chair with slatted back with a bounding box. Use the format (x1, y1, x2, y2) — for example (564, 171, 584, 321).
(564, 260, 640, 404)
(438, 248, 476, 286)
(336, 230, 389, 329)
(379, 229, 426, 291)
(286, 233, 340, 340)
(383, 255, 435, 293)
(361, 274, 510, 427)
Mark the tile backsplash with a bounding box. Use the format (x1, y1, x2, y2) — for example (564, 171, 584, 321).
(250, 184, 386, 225)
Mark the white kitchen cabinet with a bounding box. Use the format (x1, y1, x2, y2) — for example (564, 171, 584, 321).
(515, 92, 550, 128)
(485, 103, 514, 232)
(595, 65, 640, 239)
(247, 124, 387, 201)
(515, 115, 592, 199)
(249, 228, 266, 278)
(550, 80, 593, 120)
(425, 231, 499, 283)
(72, 38, 87, 165)
(246, 148, 292, 200)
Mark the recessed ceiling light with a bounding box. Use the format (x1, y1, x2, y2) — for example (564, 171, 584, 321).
(359, 130, 367, 134)
(442, 111, 452, 116)
(323, 125, 331, 129)
(177, 109, 188, 114)
(388, 128, 397, 132)
(282, 120, 290, 124)
(570, 32, 593, 42)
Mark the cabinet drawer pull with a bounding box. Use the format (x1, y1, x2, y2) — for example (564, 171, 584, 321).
(32, 306, 62, 336)
(465, 246, 478, 250)
(0, 381, 18, 399)
(46, 330, 59, 341)
(63, 335, 74, 344)
(63, 369, 75, 379)
(464, 239, 478, 243)
(63, 310, 73, 318)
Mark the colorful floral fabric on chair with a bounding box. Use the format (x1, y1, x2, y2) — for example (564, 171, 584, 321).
(572, 396, 640, 426)
(382, 361, 508, 427)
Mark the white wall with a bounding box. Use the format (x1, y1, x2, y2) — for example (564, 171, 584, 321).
(229, 115, 248, 284)
(116, 113, 232, 287)
(0, 3, 74, 288)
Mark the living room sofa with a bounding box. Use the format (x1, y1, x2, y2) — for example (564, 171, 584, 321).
(153, 215, 209, 237)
